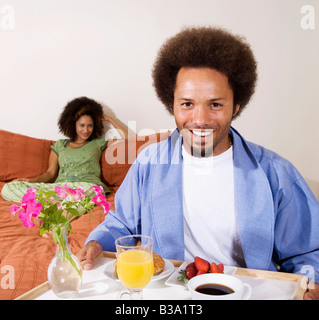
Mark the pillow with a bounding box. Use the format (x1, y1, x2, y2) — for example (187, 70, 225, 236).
(101, 131, 170, 187)
(0, 130, 55, 182)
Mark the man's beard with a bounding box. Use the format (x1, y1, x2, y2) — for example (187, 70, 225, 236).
(180, 127, 214, 158)
(190, 142, 214, 158)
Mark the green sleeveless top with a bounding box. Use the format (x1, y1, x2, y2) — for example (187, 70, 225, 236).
(51, 138, 109, 193)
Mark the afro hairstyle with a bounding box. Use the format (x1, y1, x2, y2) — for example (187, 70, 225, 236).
(152, 26, 258, 118)
(58, 96, 104, 141)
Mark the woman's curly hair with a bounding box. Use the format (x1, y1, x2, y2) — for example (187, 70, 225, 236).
(58, 97, 104, 141)
(152, 26, 258, 118)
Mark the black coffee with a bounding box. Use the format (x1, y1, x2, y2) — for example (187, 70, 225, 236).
(195, 283, 234, 295)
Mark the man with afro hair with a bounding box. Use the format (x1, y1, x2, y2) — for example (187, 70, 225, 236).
(78, 27, 319, 299)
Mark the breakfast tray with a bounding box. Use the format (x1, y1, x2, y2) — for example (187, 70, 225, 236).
(15, 251, 308, 300)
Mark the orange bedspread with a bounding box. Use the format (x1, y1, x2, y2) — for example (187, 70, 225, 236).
(0, 129, 169, 299)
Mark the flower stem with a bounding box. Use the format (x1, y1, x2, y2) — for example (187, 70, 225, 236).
(58, 227, 82, 278)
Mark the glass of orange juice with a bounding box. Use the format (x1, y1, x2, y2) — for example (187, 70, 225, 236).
(115, 235, 154, 300)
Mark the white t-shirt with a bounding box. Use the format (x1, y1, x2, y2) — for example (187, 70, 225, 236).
(182, 145, 245, 267)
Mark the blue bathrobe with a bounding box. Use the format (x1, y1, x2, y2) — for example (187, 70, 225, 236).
(86, 127, 319, 281)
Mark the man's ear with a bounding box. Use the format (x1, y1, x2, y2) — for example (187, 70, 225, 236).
(233, 104, 240, 117)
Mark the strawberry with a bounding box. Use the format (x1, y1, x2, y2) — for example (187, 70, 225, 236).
(217, 263, 224, 273)
(185, 262, 196, 271)
(196, 270, 207, 276)
(186, 265, 197, 280)
(178, 262, 198, 283)
(185, 262, 197, 280)
(194, 256, 210, 273)
(178, 259, 224, 284)
(211, 262, 224, 273)
(210, 262, 219, 273)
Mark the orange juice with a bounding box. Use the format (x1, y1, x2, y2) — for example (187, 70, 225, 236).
(117, 250, 154, 288)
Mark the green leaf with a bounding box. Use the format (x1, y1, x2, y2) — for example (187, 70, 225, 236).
(44, 190, 57, 198)
(52, 229, 59, 244)
(53, 215, 67, 226)
(51, 209, 63, 217)
(67, 208, 81, 216)
(177, 270, 189, 284)
(40, 228, 50, 236)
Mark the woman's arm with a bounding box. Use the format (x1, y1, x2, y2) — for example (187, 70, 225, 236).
(102, 114, 129, 140)
(14, 150, 59, 183)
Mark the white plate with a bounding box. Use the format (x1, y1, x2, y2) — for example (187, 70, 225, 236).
(104, 259, 175, 283)
(165, 261, 237, 287)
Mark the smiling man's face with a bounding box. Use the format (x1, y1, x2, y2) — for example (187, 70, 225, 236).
(173, 67, 239, 157)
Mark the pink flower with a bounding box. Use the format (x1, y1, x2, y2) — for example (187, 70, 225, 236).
(90, 186, 111, 214)
(91, 193, 106, 205)
(55, 184, 70, 199)
(69, 186, 85, 201)
(19, 201, 42, 228)
(55, 184, 85, 201)
(10, 188, 42, 228)
(10, 204, 20, 215)
(90, 186, 103, 194)
(101, 202, 110, 214)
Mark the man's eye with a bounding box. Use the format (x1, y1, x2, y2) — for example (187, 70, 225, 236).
(182, 102, 193, 107)
(211, 103, 222, 109)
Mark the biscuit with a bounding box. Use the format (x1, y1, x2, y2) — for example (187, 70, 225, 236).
(152, 252, 165, 275)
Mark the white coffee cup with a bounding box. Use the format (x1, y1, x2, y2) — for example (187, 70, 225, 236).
(188, 273, 252, 300)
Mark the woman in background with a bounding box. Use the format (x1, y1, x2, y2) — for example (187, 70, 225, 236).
(1, 96, 128, 202)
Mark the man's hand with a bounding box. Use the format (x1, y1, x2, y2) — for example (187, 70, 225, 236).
(304, 281, 319, 300)
(76, 241, 102, 270)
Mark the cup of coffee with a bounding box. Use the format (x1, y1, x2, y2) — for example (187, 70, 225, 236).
(188, 273, 252, 300)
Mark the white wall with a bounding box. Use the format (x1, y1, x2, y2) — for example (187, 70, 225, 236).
(0, 0, 318, 196)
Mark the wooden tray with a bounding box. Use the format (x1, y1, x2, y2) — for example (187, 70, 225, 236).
(15, 251, 308, 300)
